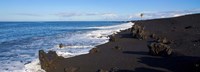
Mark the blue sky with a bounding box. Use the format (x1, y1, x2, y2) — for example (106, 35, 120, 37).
(0, 0, 200, 21)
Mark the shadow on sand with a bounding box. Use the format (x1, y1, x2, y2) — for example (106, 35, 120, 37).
(138, 56, 200, 72)
(123, 51, 148, 56)
(122, 51, 200, 72)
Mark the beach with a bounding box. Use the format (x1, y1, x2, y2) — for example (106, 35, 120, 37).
(0, 21, 133, 72)
(39, 13, 200, 72)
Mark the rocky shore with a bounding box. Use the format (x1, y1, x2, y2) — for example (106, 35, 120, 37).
(39, 13, 200, 72)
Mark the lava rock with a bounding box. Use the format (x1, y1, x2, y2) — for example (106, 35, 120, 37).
(109, 35, 117, 42)
(131, 24, 150, 40)
(158, 37, 171, 44)
(59, 43, 64, 48)
(113, 46, 122, 50)
(89, 48, 99, 54)
(148, 42, 173, 56)
(39, 50, 64, 72)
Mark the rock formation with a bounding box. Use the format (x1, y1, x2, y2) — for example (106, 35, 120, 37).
(131, 23, 173, 56)
(59, 43, 64, 48)
(39, 50, 64, 72)
(131, 24, 150, 40)
(109, 34, 117, 42)
(89, 48, 99, 54)
(148, 42, 173, 56)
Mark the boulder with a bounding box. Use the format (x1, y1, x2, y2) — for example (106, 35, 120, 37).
(89, 48, 99, 54)
(139, 30, 149, 39)
(131, 24, 150, 40)
(39, 50, 64, 71)
(109, 35, 117, 42)
(59, 43, 64, 48)
(150, 33, 159, 39)
(148, 43, 173, 56)
(157, 37, 171, 44)
(113, 46, 122, 50)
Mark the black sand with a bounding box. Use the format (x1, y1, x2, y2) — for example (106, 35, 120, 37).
(39, 13, 200, 72)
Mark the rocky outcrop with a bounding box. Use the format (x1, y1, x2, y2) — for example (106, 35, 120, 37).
(89, 48, 99, 54)
(131, 23, 173, 56)
(109, 34, 117, 42)
(150, 34, 171, 44)
(131, 24, 150, 40)
(113, 46, 122, 50)
(39, 50, 64, 72)
(148, 34, 173, 56)
(148, 42, 173, 56)
(59, 43, 64, 48)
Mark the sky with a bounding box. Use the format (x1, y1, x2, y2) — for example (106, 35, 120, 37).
(0, 0, 200, 21)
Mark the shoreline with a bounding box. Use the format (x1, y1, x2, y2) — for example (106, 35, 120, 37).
(24, 22, 134, 72)
(39, 13, 200, 72)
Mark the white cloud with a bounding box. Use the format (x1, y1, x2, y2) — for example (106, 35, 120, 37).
(128, 9, 200, 20)
(15, 13, 42, 17)
(54, 12, 121, 20)
(54, 12, 83, 17)
(101, 13, 119, 20)
(54, 12, 118, 18)
(13, 9, 200, 21)
(102, 13, 117, 17)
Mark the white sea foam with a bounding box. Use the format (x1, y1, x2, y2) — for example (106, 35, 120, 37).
(52, 22, 134, 58)
(1, 22, 134, 72)
(24, 59, 45, 72)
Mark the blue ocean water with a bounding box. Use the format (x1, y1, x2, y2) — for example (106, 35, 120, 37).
(0, 21, 133, 72)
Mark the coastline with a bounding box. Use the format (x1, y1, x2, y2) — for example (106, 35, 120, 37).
(23, 22, 134, 72)
(39, 13, 200, 72)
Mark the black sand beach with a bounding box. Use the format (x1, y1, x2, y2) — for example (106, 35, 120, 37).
(39, 13, 200, 72)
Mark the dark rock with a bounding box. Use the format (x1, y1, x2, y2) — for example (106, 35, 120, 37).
(24, 61, 31, 65)
(162, 38, 169, 44)
(39, 50, 64, 72)
(113, 46, 122, 50)
(157, 37, 171, 44)
(150, 34, 156, 39)
(131, 24, 149, 40)
(185, 26, 193, 29)
(139, 30, 149, 39)
(148, 43, 173, 56)
(109, 35, 117, 42)
(151, 34, 171, 43)
(64, 67, 79, 72)
(59, 43, 64, 48)
(89, 48, 99, 54)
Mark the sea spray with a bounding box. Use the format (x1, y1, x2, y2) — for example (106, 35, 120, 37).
(0, 21, 134, 72)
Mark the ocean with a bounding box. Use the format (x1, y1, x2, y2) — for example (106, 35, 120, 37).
(0, 21, 133, 72)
